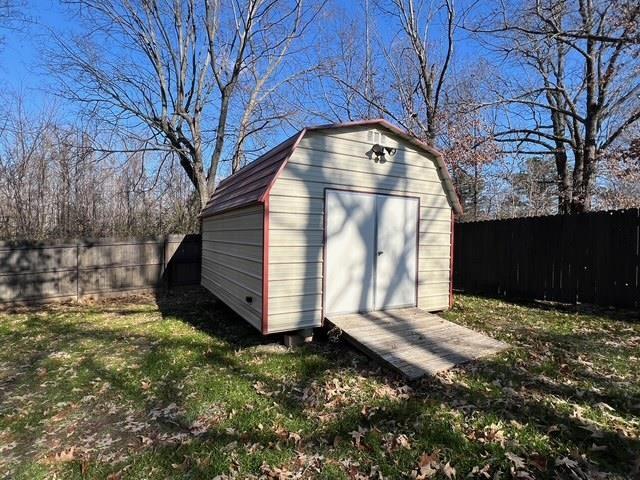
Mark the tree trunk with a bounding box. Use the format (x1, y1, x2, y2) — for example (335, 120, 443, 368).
(177, 148, 210, 211)
(473, 162, 479, 220)
(570, 145, 584, 213)
(571, 26, 598, 214)
(194, 166, 210, 211)
(548, 94, 571, 214)
(553, 148, 571, 214)
(571, 144, 597, 213)
(206, 87, 234, 202)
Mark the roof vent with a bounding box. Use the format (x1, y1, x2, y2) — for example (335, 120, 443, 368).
(368, 130, 385, 144)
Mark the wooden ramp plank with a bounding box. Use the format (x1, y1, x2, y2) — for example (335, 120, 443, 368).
(326, 309, 508, 379)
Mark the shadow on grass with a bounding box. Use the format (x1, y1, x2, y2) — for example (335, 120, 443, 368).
(453, 290, 640, 323)
(151, 290, 639, 477)
(154, 287, 273, 348)
(1, 291, 638, 478)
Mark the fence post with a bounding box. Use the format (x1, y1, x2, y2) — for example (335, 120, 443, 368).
(161, 236, 167, 293)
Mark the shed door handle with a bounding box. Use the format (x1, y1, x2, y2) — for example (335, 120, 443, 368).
(377, 251, 383, 256)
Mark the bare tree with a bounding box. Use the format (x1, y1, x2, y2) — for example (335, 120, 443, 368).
(0, 0, 21, 30)
(596, 131, 640, 208)
(0, 100, 199, 241)
(0, 0, 25, 58)
(48, 0, 324, 210)
(314, 0, 507, 217)
(313, 21, 374, 121)
(471, 0, 640, 213)
(378, 0, 456, 144)
(438, 64, 502, 219)
(320, 0, 456, 145)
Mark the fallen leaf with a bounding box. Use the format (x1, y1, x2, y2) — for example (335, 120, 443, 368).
(396, 433, 411, 450)
(506, 452, 526, 470)
(527, 454, 547, 471)
(418, 450, 440, 468)
(555, 457, 578, 468)
(54, 447, 76, 463)
(415, 451, 441, 479)
(350, 426, 368, 449)
(470, 464, 491, 478)
(442, 461, 456, 479)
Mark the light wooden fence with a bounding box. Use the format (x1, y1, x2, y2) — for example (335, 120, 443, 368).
(0, 234, 201, 304)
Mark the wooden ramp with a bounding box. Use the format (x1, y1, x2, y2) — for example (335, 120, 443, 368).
(326, 308, 508, 379)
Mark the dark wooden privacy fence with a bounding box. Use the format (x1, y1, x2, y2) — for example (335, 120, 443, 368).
(0, 234, 201, 305)
(454, 209, 640, 308)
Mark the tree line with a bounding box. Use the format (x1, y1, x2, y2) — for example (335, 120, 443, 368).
(0, 0, 638, 239)
(0, 102, 199, 240)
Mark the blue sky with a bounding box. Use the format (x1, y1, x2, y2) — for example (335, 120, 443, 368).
(0, 0, 72, 110)
(0, 0, 503, 183)
(1, 0, 487, 120)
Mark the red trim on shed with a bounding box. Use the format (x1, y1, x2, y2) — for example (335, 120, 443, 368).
(320, 190, 328, 324)
(415, 196, 421, 310)
(259, 131, 306, 333)
(261, 199, 270, 334)
(200, 132, 301, 219)
(259, 130, 307, 203)
(449, 210, 455, 309)
(308, 119, 443, 158)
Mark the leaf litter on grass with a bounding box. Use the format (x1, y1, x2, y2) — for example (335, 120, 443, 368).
(0, 292, 638, 479)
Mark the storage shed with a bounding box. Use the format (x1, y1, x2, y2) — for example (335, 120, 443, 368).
(200, 119, 463, 335)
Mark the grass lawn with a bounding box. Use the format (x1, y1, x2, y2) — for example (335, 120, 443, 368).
(0, 291, 638, 479)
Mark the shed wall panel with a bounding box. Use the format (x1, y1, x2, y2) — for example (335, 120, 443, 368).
(272, 177, 448, 201)
(296, 139, 441, 178)
(270, 245, 323, 264)
(267, 128, 452, 332)
(201, 205, 263, 330)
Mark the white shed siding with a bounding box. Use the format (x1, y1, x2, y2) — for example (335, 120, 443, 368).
(267, 127, 453, 333)
(201, 205, 263, 330)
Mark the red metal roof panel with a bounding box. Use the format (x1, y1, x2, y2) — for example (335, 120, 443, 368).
(200, 132, 302, 217)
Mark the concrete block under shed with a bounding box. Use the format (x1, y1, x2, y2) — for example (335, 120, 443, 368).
(283, 328, 313, 347)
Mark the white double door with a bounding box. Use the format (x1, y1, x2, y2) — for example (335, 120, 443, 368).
(325, 190, 419, 315)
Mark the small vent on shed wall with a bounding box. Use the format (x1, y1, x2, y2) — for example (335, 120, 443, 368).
(367, 130, 385, 145)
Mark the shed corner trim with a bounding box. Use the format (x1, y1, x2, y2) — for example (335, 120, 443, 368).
(261, 196, 270, 334)
(258, 129, 307, 335)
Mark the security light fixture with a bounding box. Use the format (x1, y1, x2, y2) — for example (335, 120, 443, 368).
(370, 143, 386, 163)
(369, 143, 397, 163)
(384, 146, 397, 156)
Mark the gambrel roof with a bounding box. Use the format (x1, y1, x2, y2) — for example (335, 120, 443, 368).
(200, 119, 463, 218)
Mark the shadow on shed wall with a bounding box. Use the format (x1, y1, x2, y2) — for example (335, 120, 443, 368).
(280, 131, 467, 373)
